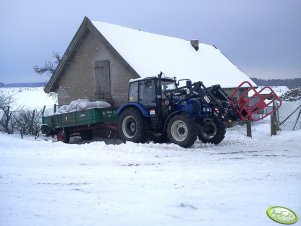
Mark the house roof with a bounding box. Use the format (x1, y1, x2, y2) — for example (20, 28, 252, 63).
(45, 17, 255, 93)
(91, 19, 255, 88)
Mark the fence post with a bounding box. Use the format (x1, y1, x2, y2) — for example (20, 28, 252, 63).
(275, 100, 281, 131)
(4, 106, 11, 134)
(271, 114, 277, 136)
(246, 120, 252, 138)
(29, 110, 36, 134)
(20, 129, 23, 139)
(271, 99, 277, 136)
(42, 105, 46, 117)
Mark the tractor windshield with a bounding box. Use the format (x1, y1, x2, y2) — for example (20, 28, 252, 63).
(161, 80, 176, 92)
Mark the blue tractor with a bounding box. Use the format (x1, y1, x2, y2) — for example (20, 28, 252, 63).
(117, 72, 240, 148)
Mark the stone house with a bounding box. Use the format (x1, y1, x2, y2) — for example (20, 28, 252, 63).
(45, 17, 255, 107)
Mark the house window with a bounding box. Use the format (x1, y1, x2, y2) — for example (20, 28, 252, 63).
(95, 60, 111, 99)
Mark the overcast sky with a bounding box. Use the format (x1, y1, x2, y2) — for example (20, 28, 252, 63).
(0, 0, 300, 83)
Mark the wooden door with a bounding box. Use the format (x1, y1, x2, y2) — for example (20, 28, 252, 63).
(95, 60, 111, 99)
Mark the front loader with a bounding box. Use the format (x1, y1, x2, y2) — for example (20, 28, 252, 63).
(117, 72, 281, 148)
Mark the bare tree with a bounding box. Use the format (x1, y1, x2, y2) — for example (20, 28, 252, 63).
(0, 93, 14, 134)
(13, 109, 42, 137)
(33, 52, 62, 76)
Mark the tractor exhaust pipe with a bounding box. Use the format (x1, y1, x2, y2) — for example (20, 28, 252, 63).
(157, 72, 163, 117)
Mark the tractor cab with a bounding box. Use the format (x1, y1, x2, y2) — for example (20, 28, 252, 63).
(128, 77, 177, 118)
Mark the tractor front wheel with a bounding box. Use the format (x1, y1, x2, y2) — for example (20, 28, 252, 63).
(167, 113, 197, 148)
(118, 108, 148, 143)
(198, 118, 226, 145)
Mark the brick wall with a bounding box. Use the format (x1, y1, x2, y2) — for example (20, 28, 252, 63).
(57, 30, 134, 107)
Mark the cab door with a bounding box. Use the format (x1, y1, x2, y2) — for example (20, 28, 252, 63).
(138, 80, 156, 109)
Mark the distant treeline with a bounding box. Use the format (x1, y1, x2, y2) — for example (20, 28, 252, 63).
(1, 79, 301, 89)
(0, 82, 47, 88)
(251, 78, 301, 89)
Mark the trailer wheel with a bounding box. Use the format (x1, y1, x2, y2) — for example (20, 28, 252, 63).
(198, 118, 226, 145)
(57, 129, 70, 143)
(41, 125, 52, 136)
(167, 113, 197, 148)
(81, 130, 93, 140)
(118, 108, 148, 143)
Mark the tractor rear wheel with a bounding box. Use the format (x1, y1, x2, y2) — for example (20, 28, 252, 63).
(198, 118, 226, 145)
(118, 108, 148, 143)
(167, 113, 197, 148)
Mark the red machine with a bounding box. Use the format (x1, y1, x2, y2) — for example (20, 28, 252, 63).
(230, 81, 282, 121)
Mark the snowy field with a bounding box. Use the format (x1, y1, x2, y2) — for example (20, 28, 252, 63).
(0, 87, 56, 111)
(0, 121, 300, 226)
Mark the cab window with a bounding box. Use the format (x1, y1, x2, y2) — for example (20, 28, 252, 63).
(139, 80, 156, 107)
(128, 82, 138, 102)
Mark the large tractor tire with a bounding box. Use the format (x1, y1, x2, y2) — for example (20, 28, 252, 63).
(118, 108, 148, 143)
(198, 118, 226, 145)
(167, 113, 198, 148)
(56, 129, 70, 143)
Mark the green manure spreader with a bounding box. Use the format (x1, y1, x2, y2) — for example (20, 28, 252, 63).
(41, 107, 118, 143)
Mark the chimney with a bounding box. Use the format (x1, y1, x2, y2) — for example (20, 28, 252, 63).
(190, 39, 199, 51)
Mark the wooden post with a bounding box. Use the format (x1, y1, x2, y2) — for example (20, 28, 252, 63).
(5, 106, 10, 134)
(54, 104, 57, 113)
(271, 114, 277, 136)
(42, 105, 46, 117)
(271, 99, 277, 136)
(246, 120, 252, 138)
(29, 110, 36, 134)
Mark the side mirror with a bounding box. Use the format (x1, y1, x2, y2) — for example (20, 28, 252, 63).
(177, 79, 191, 87)
(186, 80, 192, 88)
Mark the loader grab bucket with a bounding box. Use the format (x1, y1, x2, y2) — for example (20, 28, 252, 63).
(230, 81, 282, 121)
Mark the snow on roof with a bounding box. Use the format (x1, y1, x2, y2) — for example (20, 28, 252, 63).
(91, 20, 256, 88)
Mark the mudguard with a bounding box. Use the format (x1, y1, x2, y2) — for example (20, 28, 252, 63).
(117, 102, 150, 118)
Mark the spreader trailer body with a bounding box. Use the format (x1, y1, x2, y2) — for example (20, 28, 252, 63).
(41, 107, 117, 143)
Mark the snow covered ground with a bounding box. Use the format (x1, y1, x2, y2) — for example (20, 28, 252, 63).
(0, 121, 300, 226)
(0, 87, 57, 111)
